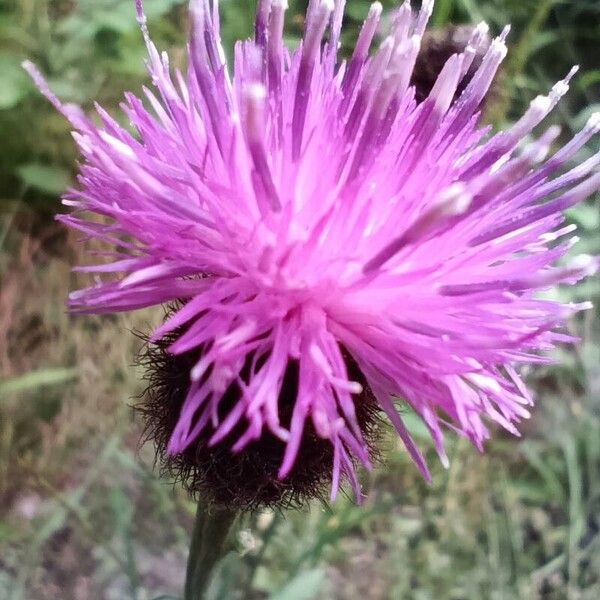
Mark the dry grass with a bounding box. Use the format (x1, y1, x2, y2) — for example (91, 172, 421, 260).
(0, 215, 191, 598)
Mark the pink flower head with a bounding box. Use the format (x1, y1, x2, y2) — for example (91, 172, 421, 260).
(25, 0, 599, 502)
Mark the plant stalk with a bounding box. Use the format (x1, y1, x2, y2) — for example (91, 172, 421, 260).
(184, 502, 238, 600)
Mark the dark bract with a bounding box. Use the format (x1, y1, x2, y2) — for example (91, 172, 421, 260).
(137, 314, 382, 510)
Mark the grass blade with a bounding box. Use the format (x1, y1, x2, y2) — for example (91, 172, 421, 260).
(0, 368, 78, 397)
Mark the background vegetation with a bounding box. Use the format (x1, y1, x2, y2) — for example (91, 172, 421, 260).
(1, 1, 599, 598)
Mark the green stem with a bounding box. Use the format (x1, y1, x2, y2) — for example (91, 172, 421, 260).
(184, 503, 238, 600)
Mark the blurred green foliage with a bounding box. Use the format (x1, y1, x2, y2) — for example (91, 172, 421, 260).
(0, 0, 187, 207)
(0, 1, 599, 599)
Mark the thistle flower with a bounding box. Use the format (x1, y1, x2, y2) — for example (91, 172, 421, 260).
(25, 0, 599, 506)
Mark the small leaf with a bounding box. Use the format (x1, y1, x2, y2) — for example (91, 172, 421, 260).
(398, 405, 431, 441)
(269, 569, 327, 600)
(528, 31, 560, 56)
(17, 163, 71, 195)
(143, 0, 187, 20)
(567, 204, 600, 231)
(432, 0, 453, 26)
(0, 53, 32, 109)
(578, 70, 600, 92)
(0, 368, 79, 397)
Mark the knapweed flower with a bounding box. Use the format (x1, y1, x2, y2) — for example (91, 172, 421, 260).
(26, 0, 599, 507)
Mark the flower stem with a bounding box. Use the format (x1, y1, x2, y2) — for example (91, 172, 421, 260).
(184, 502, 238, 600)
